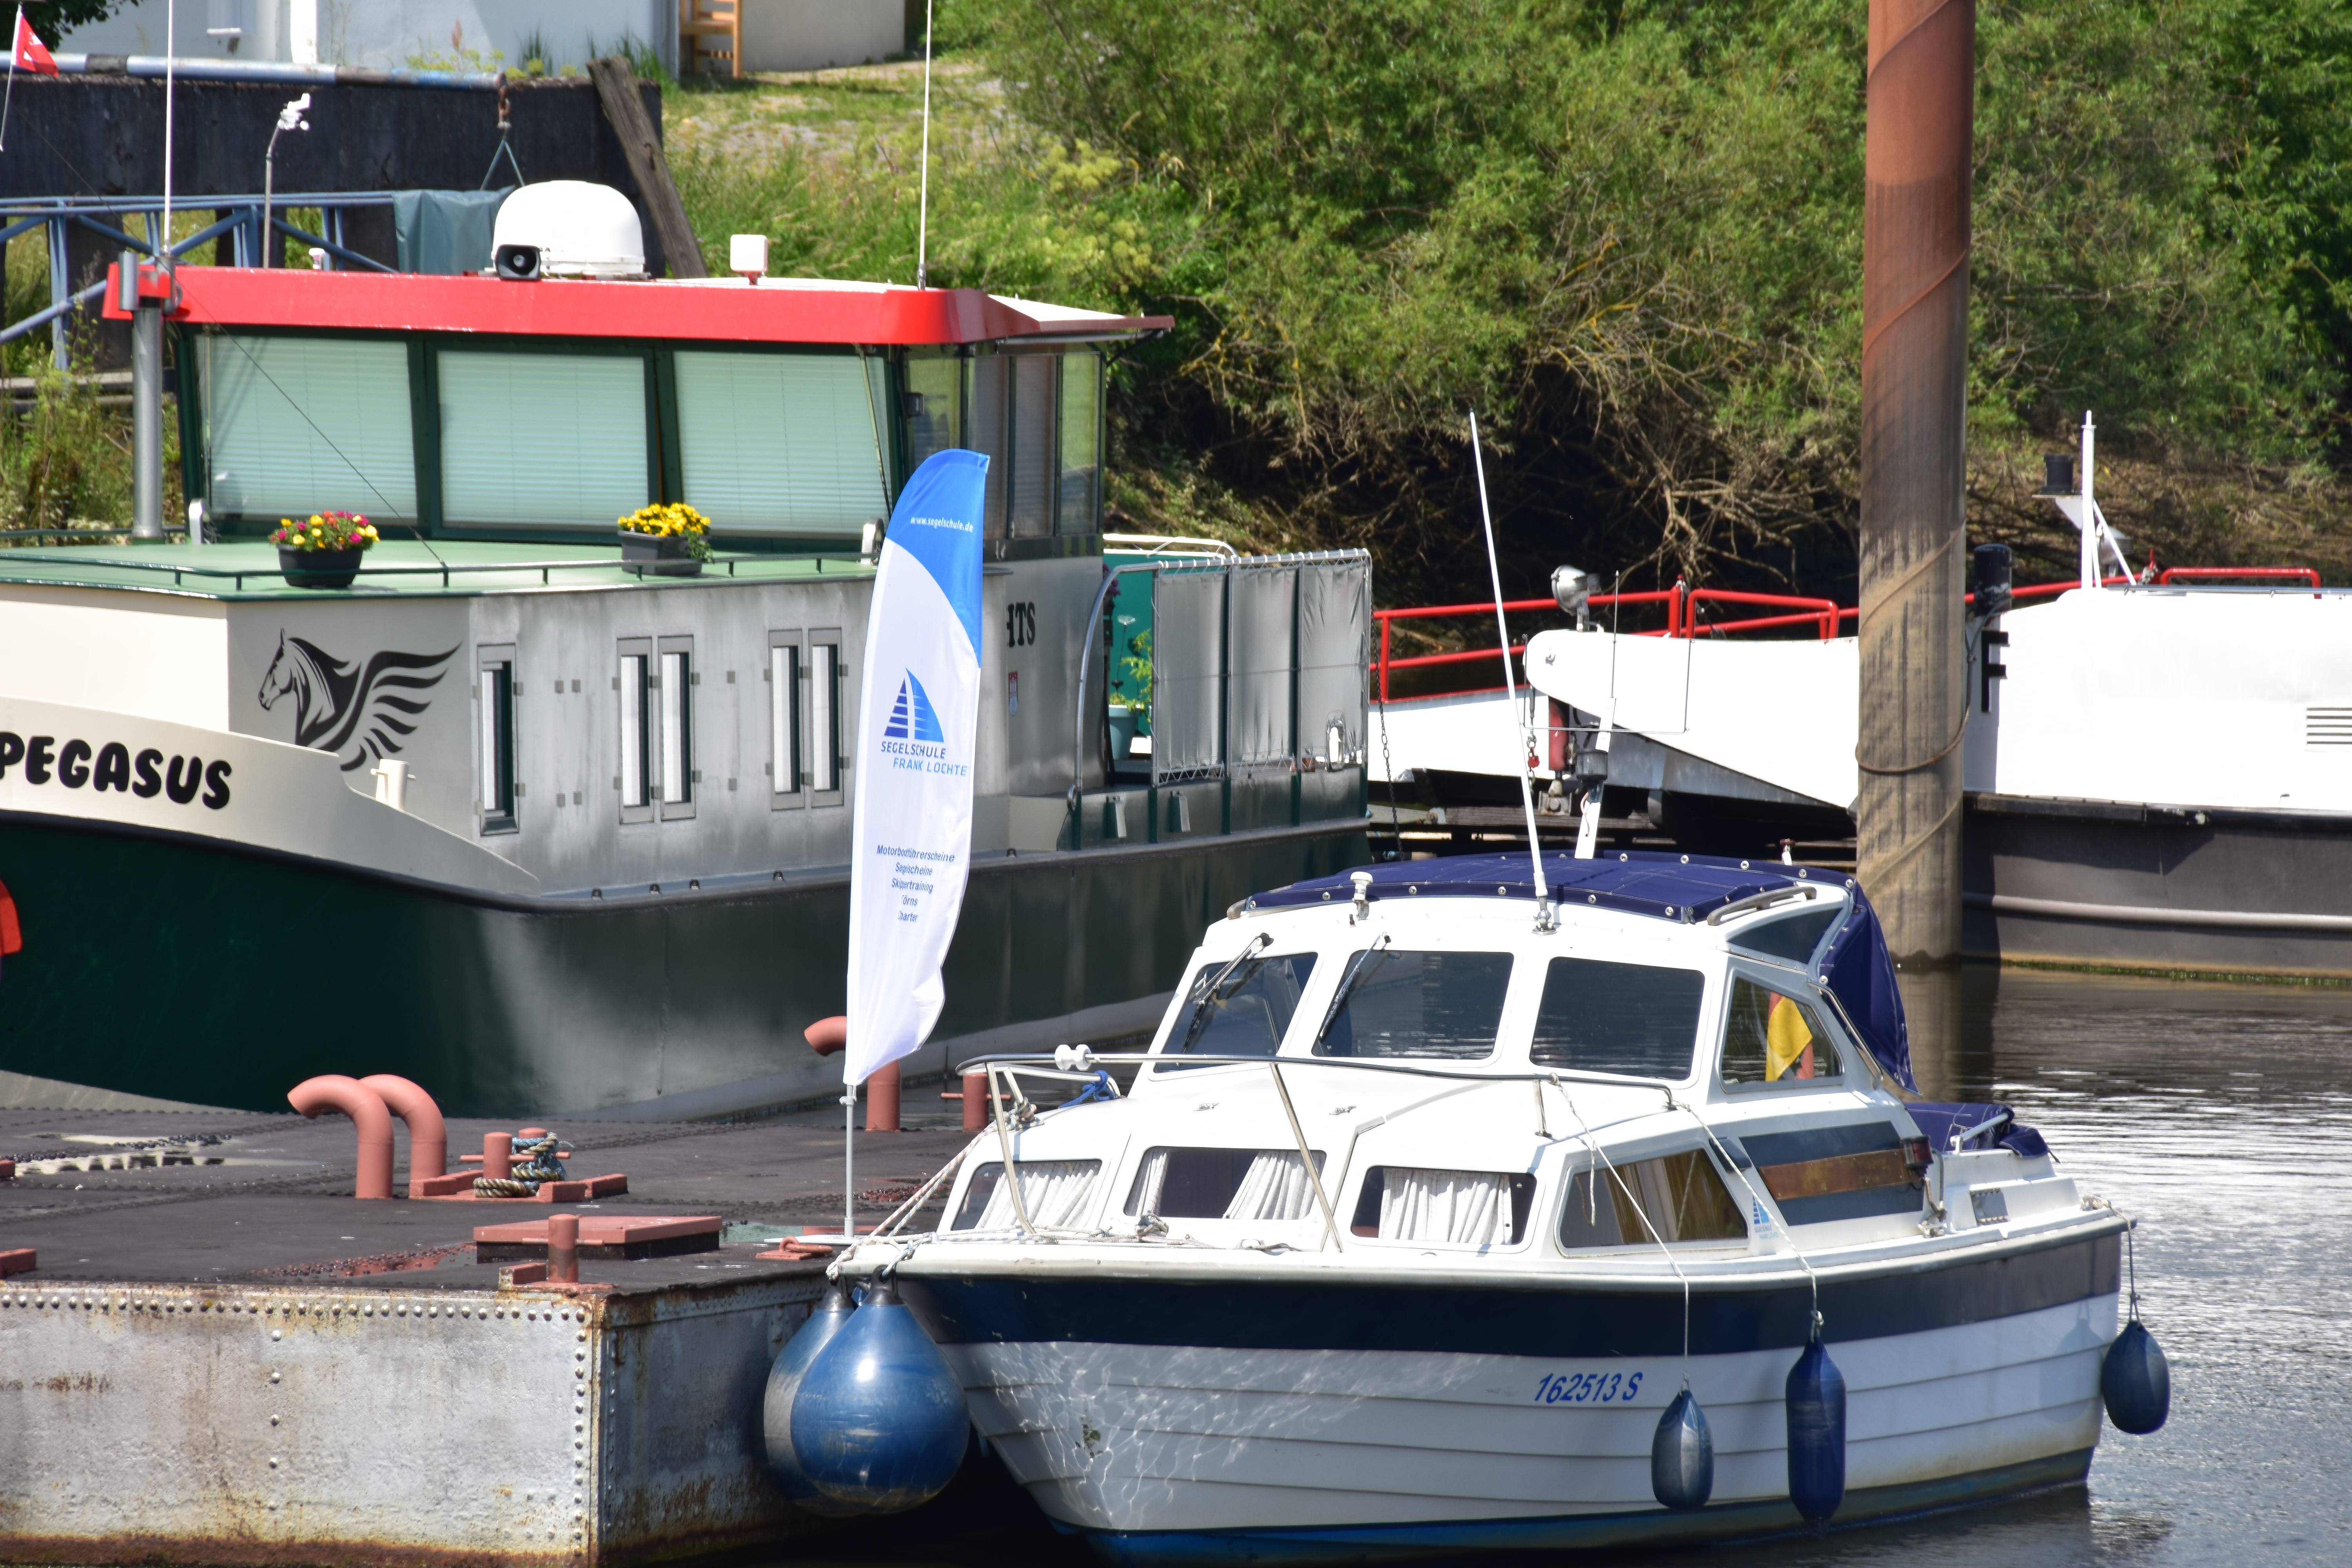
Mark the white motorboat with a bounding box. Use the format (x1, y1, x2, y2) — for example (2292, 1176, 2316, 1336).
(814, 849, 2161, 1560)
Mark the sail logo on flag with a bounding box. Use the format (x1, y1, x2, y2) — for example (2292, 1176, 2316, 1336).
(883, 672, 946, 744)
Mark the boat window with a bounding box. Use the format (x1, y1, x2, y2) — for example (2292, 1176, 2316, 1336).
(1720, 978, 1845, 1086)
(903, 353, 962, 470)
(476, 646, 517, 834)
(617, 643, 651, 815)
(201, 332, 419, 521)
(1160, 950, 1319, 1064)
(768, 633, 803, 807)
(657, 639, 694, 817)
(1529, 958, 1706, 1078)
(951, 1160, 1102, 1230)
(437, 349, 649, 528)
(1123, 1148, 1327, 1221)
(808, 639, 844, 799)
(675, 350, 891, 536)
(1724, 905, 1841, 966)
(965, 355, 1009, 537)
(1008, 354, 1057, 538)
(1558, 1151, 1746, 1249)
(1313, 949, 1512, 1060)
(1351, 1167, 1535, 1246)
(1057, 352, 1102, 535)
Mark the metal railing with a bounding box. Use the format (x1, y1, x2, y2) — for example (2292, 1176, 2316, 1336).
(0, 548, 865, 592)
(0, 192, 406, 370)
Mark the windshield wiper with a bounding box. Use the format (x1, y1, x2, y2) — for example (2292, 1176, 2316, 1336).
(1176, 932, 1274, 1053)
(1313, 935, 1393, 1046)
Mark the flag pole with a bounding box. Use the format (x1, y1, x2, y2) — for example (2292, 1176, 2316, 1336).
(2, 8, 24, 154)
(914, 0, 935, 288)
(162, 0, 176, 262)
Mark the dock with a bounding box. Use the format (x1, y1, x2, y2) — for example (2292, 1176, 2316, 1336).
(0, 1103, 968, 1566)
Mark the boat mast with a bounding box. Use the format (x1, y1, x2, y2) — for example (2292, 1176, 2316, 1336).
(1467, 411, 1554, 929)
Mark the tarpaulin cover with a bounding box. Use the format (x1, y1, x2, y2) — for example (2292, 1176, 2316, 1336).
(1815, 887, 1916, 1093)
(1904, 1102, 2051, 1160)
(392, 189, 509, 276)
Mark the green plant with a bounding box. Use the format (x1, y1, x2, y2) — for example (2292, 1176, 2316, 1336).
(1117, 630, 1153, 711)
(270, 511, 379, 552)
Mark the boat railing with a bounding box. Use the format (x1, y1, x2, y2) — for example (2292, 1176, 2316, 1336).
(0, 549, 867, 591)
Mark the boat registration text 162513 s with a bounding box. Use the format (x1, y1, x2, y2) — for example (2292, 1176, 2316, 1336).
(1532, 1370, 1645, 1405)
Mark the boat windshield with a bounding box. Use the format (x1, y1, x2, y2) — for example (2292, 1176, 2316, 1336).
(1162, 950, 1321, 1062)
(1720, 977, 1846, 1085)
(1723, 905, 1841, 967)
(1529, 957, 1707, 1079)
(1313, 949, 1512, 1060)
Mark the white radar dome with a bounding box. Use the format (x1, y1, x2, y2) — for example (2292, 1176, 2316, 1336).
(492, 181, 646, 279)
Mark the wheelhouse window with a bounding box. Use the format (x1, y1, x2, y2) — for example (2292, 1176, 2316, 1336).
(437, 350, 650, 529)
(768, 632, 803, 807)
(1160, 947, 1319, 1063)
(807, 636, 844, 801)
(1057, 350, 1102, 535)
(951, 1160, 1101, 1230)
(201, 332, 418, 521)
(1530, 957, 1706, 1079)
(617, 641, 651, 817)
(476, 646, 517, 833)
(1311, 947, 1512, 1060)
(674, 350, 890, 536)
(1720, 977, 1845, 1087)
(1352, 1167, 1535, 1246)
(657, 637, 695, 816)
(965, 354, 1009, 538)
(1558, 1152, 1747, 1250)
(902, 352, 963, 471)
(1122, 1148, 1327, 1221)
(1008, 354, 1056, 538)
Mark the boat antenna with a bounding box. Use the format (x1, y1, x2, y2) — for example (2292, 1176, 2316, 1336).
(1468, 410, 1555, 930)
(161, 0, 175, 265)
(913, 0, 935, 289)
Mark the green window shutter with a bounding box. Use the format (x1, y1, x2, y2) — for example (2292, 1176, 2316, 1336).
(438, 350, 649, 528)
(203, 334, 419, 522)
(674, 351, 889, 535)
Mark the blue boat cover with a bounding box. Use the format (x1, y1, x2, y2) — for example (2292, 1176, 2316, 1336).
(1247, 851, 1916, 1091)
(1904, 1102, 2051, 1160)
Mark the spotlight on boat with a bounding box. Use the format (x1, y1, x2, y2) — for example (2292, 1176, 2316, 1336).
(2101, 1319, 2171, 1435)
(1650, 1389, 1714, 1510)
(2038, 452, 2077, 496)
(1785, 1336, 1847, 1526)
(762, 1277, 861, 1515)
(789, 1273, 970, 1512)
(1552, 564, 1592, 629)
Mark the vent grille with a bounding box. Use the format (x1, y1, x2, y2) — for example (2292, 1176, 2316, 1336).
(2309, 707, 2352, 746)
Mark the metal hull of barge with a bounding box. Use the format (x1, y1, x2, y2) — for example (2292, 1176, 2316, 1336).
(0, 809, 1364, 1116)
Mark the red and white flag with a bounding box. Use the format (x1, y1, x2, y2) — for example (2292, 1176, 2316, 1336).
(11, 10, 55, 76)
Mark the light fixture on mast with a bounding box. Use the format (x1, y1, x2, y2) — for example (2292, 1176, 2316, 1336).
(261, 93, 311, 269)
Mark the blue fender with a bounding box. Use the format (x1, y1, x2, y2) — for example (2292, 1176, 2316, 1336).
(789, 1274, 971, 1513)
(1785, 1337, 1847, 1525)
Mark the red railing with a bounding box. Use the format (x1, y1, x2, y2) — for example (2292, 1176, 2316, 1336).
(1372, 566, 2319, 702)
(2156, 566, 2321, 588)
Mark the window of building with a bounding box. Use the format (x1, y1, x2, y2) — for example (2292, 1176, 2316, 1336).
(1530, 957, 1707, 1079)
(617, 640, 651, 818)
(1557, 1151, 1747, 1250)
(476, 645, 517, 833)
(1720, 977, 1846, 1087)
(1057, 350, 1102, 535)
(438, 349, 649, 529)
(808, 635, 844, 802)
(674, 350, 890, 535)
(1312, 948, 1513, 1060)
(768, 632, 803, 807)
(657, 637, 694, 818)
(201, 332, 418, 521)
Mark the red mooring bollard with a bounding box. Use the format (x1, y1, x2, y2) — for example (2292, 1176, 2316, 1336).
(962, 1071, 989, 1134)
(866, 1060, 901, 1134)
(546, 1213, 580, 1283)
(286, 1076, 395, 1200)
(483, 1131, 514, 1181)
(359, 1074, 446, 1199)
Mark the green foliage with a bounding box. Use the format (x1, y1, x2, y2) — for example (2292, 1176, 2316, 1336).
(0, 360, 181, 538)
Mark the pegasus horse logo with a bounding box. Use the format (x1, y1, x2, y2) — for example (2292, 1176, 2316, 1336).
(258, 631, 458, 772)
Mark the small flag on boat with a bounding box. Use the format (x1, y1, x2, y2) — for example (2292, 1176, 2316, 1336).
(842, 448, 988, 1090)
(11, 10, 55, 75)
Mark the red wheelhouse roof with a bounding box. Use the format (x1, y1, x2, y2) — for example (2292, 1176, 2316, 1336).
(108, 265, 1173, 347)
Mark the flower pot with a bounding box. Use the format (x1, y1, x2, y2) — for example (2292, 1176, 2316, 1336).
(279, 545, 364, 590)
(620, 530, 702, 577)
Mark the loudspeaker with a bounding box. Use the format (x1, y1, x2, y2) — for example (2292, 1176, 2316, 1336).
(494, 243, 543, 281)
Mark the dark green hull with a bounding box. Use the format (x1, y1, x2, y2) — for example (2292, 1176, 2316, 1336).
(0, 813, 1366, 1116)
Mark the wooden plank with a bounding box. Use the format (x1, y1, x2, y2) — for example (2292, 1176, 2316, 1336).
(586, 56, 708, 279)
(1757, 1148, 1916, 1202)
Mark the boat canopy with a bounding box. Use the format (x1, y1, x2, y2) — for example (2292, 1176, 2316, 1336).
(1248, 851, 1915, 1091)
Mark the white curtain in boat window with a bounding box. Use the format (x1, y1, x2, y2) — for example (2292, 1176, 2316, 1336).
(975, 1160, 1100, 1230)
(1379, 1167, 1511, 1246)
(1126, 1147, 1171, 1215)
(675, 351, 891, 535)
(203, 333, 418, 521)
(438, 350, 648, 527)
(1223, 1151, 1318, 1222)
